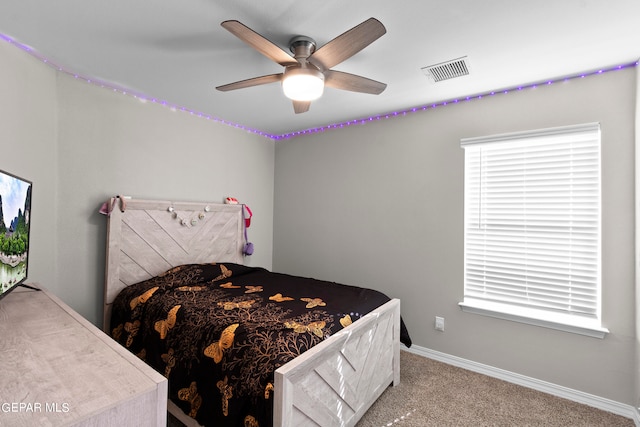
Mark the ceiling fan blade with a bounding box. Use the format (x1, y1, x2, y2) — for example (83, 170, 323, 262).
(216, 73, 283, 92)
(324, 70, 386, 95)
(292, 100, 311, 114)
(221, 20, 298, 67)
(309, 18, 386, 70)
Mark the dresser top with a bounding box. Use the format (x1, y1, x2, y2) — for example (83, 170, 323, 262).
(0, 285, 166, 426)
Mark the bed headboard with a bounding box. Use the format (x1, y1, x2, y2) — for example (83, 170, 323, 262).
(103, 197, 244, 329)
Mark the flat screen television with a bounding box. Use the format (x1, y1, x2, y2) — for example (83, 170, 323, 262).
(0, 169, 32, 301)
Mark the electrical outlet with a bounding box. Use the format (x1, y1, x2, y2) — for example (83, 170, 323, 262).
(435, 316, 445, 332)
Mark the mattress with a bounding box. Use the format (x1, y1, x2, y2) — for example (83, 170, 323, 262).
(110, 262, 411, 426)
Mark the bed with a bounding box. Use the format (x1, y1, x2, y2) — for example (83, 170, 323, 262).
(102, 197, 410, 427)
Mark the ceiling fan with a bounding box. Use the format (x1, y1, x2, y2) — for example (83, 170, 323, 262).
(216, 18, 387, 114)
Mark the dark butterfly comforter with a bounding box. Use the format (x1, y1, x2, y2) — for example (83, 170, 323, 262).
(110, 262, 411, 427)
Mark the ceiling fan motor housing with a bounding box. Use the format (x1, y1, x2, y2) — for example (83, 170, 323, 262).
(289, 36, 317, 58)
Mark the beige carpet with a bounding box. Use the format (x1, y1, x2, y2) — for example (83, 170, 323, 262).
(356, 351, 633, 427)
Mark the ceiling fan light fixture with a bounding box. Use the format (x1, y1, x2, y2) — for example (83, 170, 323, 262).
(282, 67, 325, 101)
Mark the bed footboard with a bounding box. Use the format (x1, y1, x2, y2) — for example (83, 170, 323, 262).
(274, 298, 400, 427)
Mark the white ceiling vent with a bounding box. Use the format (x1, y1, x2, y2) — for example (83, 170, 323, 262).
(422, 57, 470, 83)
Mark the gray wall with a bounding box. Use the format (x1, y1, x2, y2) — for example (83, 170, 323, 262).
(635, 66, 640, 412)
(0, 40, 58, 297)
(1, 41, 275, 326)
(273, 67, 637, 405)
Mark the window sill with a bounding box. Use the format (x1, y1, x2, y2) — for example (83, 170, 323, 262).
(458, 300, 609, 339)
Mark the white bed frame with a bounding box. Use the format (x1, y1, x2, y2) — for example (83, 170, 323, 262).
(103, 197, 401, 427)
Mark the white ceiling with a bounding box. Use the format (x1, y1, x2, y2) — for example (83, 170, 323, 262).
(2, 1, 639, 137)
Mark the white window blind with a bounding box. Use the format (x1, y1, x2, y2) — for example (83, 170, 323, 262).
(460, 123, 604, 336)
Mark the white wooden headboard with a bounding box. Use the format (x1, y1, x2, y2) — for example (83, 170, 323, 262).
(103, 197, 244, 328)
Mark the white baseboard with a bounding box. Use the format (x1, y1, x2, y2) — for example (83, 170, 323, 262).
(405, 345, 640, 425)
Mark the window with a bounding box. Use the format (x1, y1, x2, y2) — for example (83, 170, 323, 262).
(459, 123, 608, 338)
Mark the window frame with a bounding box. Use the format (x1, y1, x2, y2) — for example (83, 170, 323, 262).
(459, 123, 609, 338)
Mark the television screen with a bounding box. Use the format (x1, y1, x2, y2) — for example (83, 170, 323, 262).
(0, 169, 32, 301)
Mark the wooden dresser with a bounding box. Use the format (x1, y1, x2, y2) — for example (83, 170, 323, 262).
(0, 285, 167, 426)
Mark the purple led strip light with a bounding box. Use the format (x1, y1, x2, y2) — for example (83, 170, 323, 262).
(0, 33, 279, 139)
(2, 33, 637, 140)
(276, 61, 639, 140)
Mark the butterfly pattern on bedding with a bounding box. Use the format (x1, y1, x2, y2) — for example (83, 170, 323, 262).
(110, 263, 411, 427)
